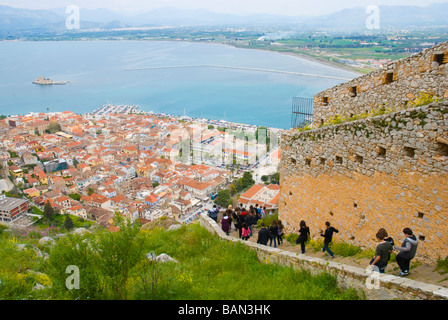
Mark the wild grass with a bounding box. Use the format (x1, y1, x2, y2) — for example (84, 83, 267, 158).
(0, 217, 362, 300)
(436, 256, 448, 274)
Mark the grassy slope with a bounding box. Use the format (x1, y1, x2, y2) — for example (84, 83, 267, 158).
(0, 220, 362, 300)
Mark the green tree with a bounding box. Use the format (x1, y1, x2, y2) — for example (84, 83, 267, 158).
(46, 122, 61, 133)
(229, 184, 237, 196)
(43, 201, 55, 224)
(272, 172, 280, 184)
(235, 178, 244, 192)
(214, 189, 232, 208)
(241, 171, 255, 190)
(152, 182, 160, 188)
(68, 193, 81, 201)
(64, 214, 74, 231)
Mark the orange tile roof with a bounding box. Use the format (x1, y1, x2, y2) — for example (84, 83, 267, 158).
(240, 184, 264, 199)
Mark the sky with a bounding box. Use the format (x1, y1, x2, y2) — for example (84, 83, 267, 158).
(1, 0, 447, 16)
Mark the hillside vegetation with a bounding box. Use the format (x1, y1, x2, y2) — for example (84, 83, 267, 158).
(0, 216, 362, 300)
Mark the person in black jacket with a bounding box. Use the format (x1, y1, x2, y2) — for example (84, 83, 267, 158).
(268, 220, 278, 248)
(207, 205, 219, 222)
(257, 223, 270, 245)
(320, 221, 339, 258)
(296, 220, 310, 254)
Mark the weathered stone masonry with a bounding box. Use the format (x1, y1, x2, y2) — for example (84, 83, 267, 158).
(313, 42, 448, 125)
(279, 42, 448, 263)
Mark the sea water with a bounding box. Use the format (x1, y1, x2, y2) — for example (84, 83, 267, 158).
(0, 40, 358, 129)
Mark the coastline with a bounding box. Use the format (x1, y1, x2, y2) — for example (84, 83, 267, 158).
(221, 42, 365, 76)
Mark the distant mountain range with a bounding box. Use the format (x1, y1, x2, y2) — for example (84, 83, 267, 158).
(1, 3, 448, 33)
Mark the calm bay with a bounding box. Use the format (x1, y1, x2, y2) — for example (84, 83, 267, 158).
(0, 40, 358, 129)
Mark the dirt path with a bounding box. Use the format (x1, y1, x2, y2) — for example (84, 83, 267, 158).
(226, 224, 448, 288)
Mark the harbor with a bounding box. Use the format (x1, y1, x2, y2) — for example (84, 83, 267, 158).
(92, 104, 140, 115)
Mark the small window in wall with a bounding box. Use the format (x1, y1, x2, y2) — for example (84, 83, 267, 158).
(436, 142, 448, 156)
(419, 235, 426, 241)
(403, 146, 416, 158)
(383, 71, 395, 84)
(335, 156, 343, 164)
(349, 86, 357, 97)
(305, 158, 311, 166)
(320, 157, 326, 165)
(433, 52, 447, 65)
(376, 146, 386, 158)
(291, 157, 297, 165)
(417, 212, 425, 219)
(354, 155, 364, 164)
(322, 97, 329, 106)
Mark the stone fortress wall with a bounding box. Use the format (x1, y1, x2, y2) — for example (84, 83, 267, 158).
(279, 42, 448, 263)
(313, 41, 448, 125)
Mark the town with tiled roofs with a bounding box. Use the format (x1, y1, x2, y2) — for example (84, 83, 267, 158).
(0, 107, 281, 229)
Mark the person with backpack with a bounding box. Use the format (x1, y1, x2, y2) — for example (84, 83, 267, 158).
(320, 221, 339, 258)
(296, 220, 310, 254)
(370, 229, 394, 273)
(269, 220, 279, 248)
(220, 212, 230, 236)
(208, 204, 219, 222)
(255, 204, 261, 218)
(379, 228, 394, 265)
(257, 222, 270, 245)
(241, 222, 251, 241)
(394, 227, 418, 276)
(233, 207, 242, 237)
(245, 209, 257, 237)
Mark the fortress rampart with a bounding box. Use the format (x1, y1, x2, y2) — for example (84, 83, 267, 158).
(313, 42, 448, 125)
(279, 42, 448, 263)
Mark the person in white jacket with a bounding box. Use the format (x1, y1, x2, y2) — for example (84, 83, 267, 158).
(394, 228, 418, 276)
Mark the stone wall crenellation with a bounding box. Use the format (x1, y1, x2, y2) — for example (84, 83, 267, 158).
(313, 42, 448, 125)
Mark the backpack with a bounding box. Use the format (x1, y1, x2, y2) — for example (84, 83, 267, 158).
(208, 209, 218, 219)
(242, 227, 250, 238)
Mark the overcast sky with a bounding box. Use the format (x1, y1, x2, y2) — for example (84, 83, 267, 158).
(1, 0, 447, 16)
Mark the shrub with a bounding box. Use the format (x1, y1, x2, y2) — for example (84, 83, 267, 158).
(436, 256, 448, 274)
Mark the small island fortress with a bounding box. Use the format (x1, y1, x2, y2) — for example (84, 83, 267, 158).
(279, 41, 448, 263)
(32, 76, 69, 85)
